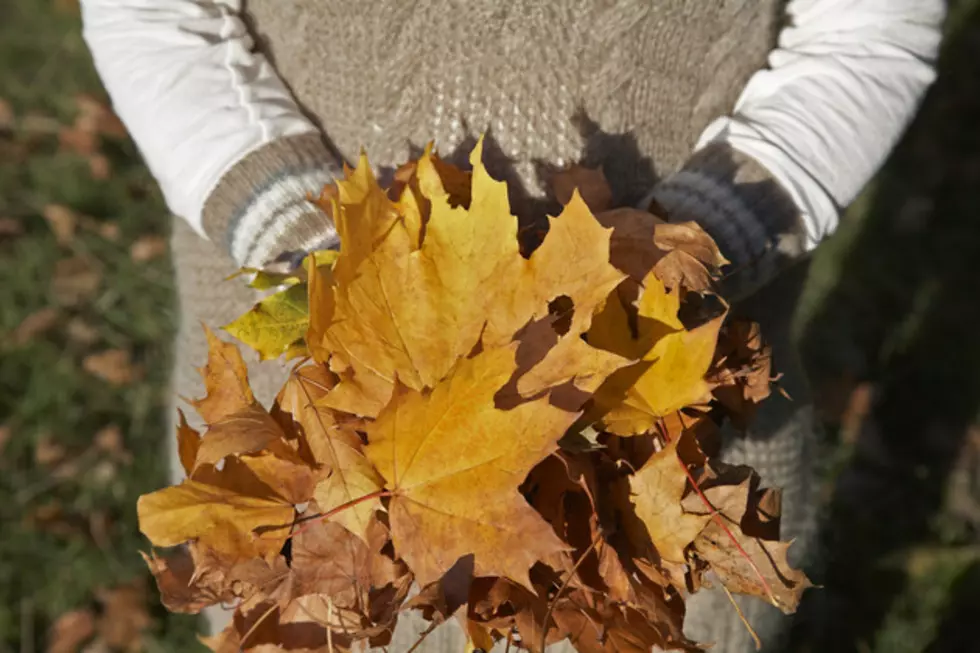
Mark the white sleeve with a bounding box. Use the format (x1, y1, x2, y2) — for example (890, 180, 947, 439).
(697, 0, 945, 249)
(80, 0, 317, 235)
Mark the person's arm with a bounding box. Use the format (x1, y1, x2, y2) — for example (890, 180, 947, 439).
(80, 0, 340, 268)
(651, 0, 946, 297)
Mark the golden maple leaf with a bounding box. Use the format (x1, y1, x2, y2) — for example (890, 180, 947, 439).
(364, 345, 575, 588)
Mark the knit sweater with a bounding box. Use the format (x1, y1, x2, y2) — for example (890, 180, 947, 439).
(202, 0, 799, 295)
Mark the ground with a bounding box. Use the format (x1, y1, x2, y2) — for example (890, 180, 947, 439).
(1, 1, 979, 652)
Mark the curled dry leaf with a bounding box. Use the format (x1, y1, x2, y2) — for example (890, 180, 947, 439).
(139, 140, 810, 652)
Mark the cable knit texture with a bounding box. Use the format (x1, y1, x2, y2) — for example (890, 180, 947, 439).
(176, 2, 823, 651)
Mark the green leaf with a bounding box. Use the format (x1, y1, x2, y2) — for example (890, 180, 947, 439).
(222, 284, 310, 360)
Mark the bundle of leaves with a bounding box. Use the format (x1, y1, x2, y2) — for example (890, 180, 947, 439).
(137, 140, 810, 652)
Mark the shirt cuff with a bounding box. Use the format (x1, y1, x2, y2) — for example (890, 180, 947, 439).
(646, 143, 809, 299)
(202, 133, 342, 268)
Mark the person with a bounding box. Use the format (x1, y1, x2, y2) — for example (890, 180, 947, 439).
(80, 1, 945, 651)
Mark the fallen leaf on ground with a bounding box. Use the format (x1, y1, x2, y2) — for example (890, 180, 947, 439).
(94, 425, 131, 463)
(130, 235, 168, 262)
(13, 307, 60, 346)
(83, 349, 140, 385)
(96, 582, 152, 652)
(0, 98, 13, 131)
(35, 435, 67, 466)
(65, 317, 100, 345)
(47, 608, 96, 653)
(42, 204, 77, 246)
(0, 217, 24, 239)
(51, 256, 102, 306)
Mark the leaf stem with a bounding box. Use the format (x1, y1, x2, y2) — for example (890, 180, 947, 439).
(540, 533, 601, 653)
(290, 488, 392, 538)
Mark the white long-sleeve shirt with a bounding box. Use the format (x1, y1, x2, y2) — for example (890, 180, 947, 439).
(80, 0, 944, 255)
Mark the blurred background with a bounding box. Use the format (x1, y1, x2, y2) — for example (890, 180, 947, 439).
(2, 1, 979, 652)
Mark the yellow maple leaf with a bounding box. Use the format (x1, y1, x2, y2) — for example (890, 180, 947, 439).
(275, 366, 383, 542)
(589, 272, 724, 435)
(222, 284, 309, 361)
(137, 480, 294, 559)
(307, 139, 628, 417)
(190, 326, 255, 424)
(363, 345, 573, 588)
(629, 438, 711, 563)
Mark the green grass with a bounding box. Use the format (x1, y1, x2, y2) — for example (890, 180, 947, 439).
(1, 1, 979, 652)
(0, 0, 199, 650)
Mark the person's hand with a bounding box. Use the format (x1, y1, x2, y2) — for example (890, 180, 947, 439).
(641, 142, 807, 301)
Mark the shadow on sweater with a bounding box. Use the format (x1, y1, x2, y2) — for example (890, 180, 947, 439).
(790, 3, 980, 652)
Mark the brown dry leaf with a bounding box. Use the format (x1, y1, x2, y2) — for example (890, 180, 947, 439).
(130, 235, 168, 262)
(83, 349, 140, 385)
(175, 410, 201, 477)
(651, 222, 729, 291)
(88, 154, 111, 180)
(137, 480, 294, 558)
(551, 165, 612, 213)
(694, 521, 810, 614)
(13, 307, 60, 346)
(0, 217, 24, 239)
(94, 425, 129, 460)
(42, 204, 78, 246)
(141, 549, 226, 614)
(66, 317, 100, 345)
(95, 582, 152, 652)
(708, 319, 773, 429)
(629, 437, 710, 563)
(0, 97, 12, 131)
(275, 366, 383, 541)
(289, 514, 400, 621)
(47, 608, 96, 653)
(58, 125, 98, 156)
(190, 326, 256, 423)
(35, 435, 67, 466)
(686, 467, 810, 613)
(0, 425, 10, 455)
(364, 345, 571, 588)
(51, 256, 102, 306)
(193, 405, 288, 470)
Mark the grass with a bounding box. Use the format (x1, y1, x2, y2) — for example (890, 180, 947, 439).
(1, 1, 979, 652)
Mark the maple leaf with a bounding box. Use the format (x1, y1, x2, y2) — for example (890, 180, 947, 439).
(363, 345, 573, 588)
(190, 326, 255, 423)
(175, 409, 200, 477)
(223, 284, 309, 361)
(192, 405, 292, 470)
(308, 139, 626, 416)
(137, 480, 294, 559)
(685, 466, 812, 613)
(274, 366, 383, 542)
(589, 272, 724, 435)
(628, 437, 711, 563)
